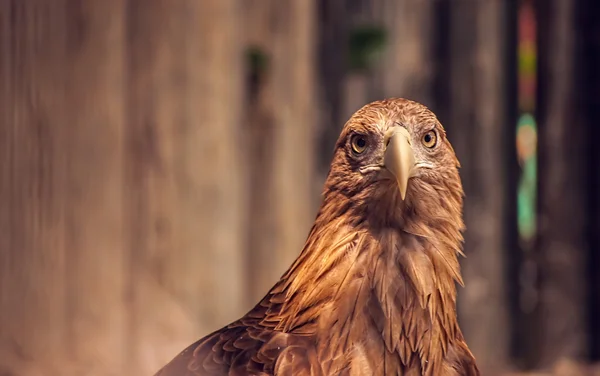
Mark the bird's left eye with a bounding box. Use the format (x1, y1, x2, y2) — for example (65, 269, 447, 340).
(422, 130, 437, 148)
(351, 135, 368, 154)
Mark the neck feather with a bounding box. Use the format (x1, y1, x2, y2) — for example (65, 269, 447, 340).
(261, 185, 466, 372)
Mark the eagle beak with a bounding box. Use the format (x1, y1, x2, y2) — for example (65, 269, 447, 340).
(384, 127, 415, 200)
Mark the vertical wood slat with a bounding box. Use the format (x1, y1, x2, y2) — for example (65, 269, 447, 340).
(186, 0, 246, 324)
(536, 0, 589, 367)
(579, 0, 600, 361)
(0, 1, 247, 373)
(0, 1, 128, 374)
(270, 0, 317, 295)
(244, 0, 316, 302)
(125, 0, 246, 373)
(448, 0, 512, 372)
(341, 0, 436, 135)
(375, 0, 435, 106)
(63, 2, 127, 374)
(125, 1, 187, 372)
(340, 2, 372, 122)
(0, 1, 69, 373)
(316, 0, 350, 176)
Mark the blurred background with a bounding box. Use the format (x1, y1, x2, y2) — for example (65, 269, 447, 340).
(0, 0, 599, 375)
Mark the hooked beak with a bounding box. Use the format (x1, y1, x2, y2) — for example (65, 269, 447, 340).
(384, 127, 415, 200)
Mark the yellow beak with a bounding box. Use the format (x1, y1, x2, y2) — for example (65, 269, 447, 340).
(384, 127, 415, 200)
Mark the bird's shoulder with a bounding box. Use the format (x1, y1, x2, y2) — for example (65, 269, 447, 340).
(154, 313, 320, 376)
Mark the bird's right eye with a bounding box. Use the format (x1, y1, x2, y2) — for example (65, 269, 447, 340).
(422, 130, 437, 148)
(351, 135, 368, 154)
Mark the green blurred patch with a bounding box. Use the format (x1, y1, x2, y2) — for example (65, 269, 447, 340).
(246, 45, 270, 78)
(348, 25, 388, 72)
(516, 113, 538, 242)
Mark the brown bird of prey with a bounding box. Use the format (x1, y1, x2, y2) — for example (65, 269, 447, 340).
(155, 98, 479, 376)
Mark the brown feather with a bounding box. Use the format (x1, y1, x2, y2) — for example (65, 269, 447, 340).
(154, 98, 480, 376)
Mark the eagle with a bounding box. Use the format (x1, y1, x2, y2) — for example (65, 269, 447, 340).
(155, 98, 479, 376)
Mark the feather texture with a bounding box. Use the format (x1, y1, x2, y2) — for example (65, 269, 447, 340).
(154, 98, 479, 376)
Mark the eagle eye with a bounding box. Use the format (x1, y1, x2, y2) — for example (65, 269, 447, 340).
(422, 130, 437, 148)
(350, 134, 368, 154)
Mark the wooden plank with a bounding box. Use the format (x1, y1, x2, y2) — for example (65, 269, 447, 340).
(315, 0, 349, 174)
(579, 0, 600, 360)
(374, 0, 436, 106)
(535, 0, 589, 366)
(447, 0, 512, 371)
(60, 1, 127, 374)
(244, 0, 317, 301)
(124, 1, 246, 373)
(0, 1, 69, 374)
